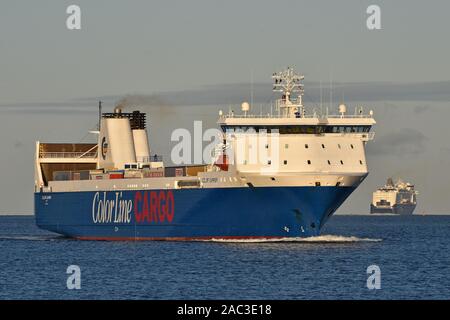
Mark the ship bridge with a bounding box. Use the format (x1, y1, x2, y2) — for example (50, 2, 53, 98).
(213, 67, 377, 187)
(218, 114, 376, 141)
(217, 67, 376, 141)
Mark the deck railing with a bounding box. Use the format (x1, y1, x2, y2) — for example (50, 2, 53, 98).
(219, 114, 374, 120)
(137, 155, 163, 163)
(39, 152, 98, 159)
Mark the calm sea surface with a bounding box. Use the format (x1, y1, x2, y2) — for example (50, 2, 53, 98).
(0, 215, 449, 300)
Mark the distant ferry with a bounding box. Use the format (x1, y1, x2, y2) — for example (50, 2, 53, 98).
(370, 178, 418, 215)
(34, 67, 376, 240)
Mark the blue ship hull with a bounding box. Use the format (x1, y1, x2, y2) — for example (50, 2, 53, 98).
(35, 186, 355, 240)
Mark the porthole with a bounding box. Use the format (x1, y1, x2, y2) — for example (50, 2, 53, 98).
(305, 144, 309, 149)
(307, 160, 311, 165)
(340, 160, 344, 165)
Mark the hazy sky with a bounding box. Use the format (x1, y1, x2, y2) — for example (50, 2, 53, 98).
(1, 0, 450, 214)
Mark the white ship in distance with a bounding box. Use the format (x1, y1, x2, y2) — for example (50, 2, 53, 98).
(370, 178, 418, 215)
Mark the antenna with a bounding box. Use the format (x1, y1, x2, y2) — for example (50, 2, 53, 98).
(272, 67, 304, 117)
(329, 72, 333, 111)
(250, 69, 254, 109)
(98, 101, 102, 131)
(320, 80, 323, 115)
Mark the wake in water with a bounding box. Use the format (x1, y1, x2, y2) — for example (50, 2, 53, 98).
(0, 235, 66, 241)
(205, 235, 382, 243)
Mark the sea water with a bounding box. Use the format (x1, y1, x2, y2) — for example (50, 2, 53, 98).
(0, 215, 449, 299)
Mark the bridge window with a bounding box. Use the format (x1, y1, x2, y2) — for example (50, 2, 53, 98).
(283, 160, 288, 165)
(221, 125, 371, 134)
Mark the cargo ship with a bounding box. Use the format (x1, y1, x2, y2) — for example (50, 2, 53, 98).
(370, 178, 418, 215)
(35, 67, 376, 240)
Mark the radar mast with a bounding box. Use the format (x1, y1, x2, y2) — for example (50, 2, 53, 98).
(272, 67, 305, 117)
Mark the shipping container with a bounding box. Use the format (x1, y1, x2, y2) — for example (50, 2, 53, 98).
(53, 171, 71, 181)
(143, 167, 164, 178)
(109, 173, 124, 179)
(165, 166, 186, 177)
(71, 170, 90, 180)
(124, 170, 143, 179)
(90, 173, 104, 180)
(186, 165, 207, 176)
(72, 172, 81, 180)
(143, 170, 164, 178)
(80, 170, 90, 180)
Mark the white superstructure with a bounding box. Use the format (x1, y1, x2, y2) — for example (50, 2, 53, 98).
(215, 67, 376, 188)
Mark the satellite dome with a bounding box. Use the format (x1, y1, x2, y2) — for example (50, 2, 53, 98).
(241, 102, 250, 112)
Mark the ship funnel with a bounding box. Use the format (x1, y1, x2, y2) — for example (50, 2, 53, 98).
(387, 177, 394, 186)
(97, 109, 152, 169)
(97, 111, 136, 170)
(130, 111, 151, 163)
